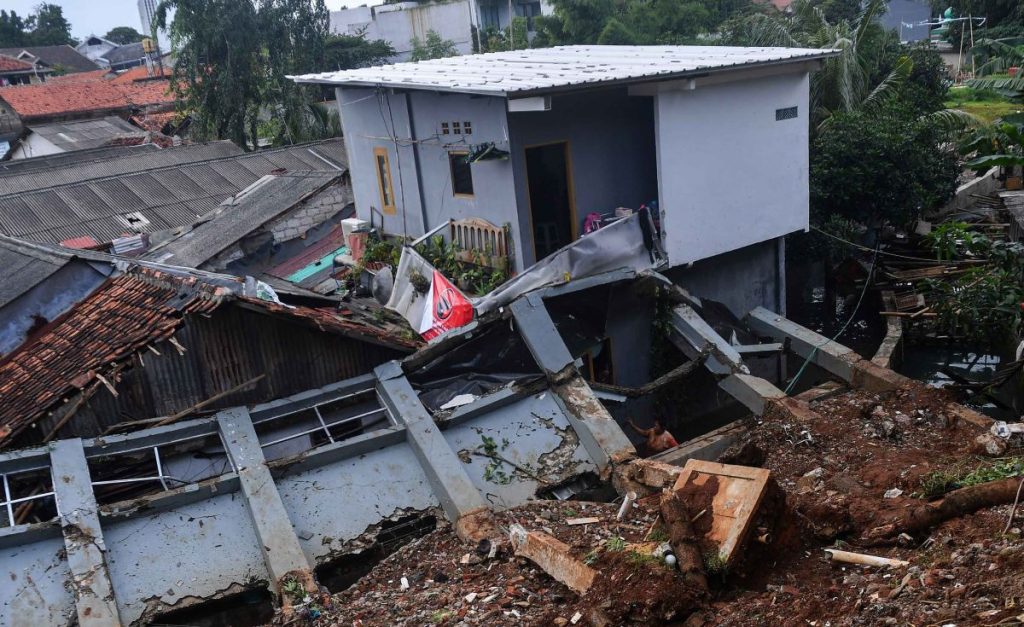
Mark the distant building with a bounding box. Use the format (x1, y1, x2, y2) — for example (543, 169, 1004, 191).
(0, 45, 100, 75)
(329, 0, 553, 62)
(8, 116, 147, 160)
(0, 54, 49, 86)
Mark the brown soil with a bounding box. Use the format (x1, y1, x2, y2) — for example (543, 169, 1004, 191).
(282, 382, 1024, 626)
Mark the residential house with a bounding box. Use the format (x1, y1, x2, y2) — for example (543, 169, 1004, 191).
(8, 116, 147, 159)
(0, 254, 415, 450)
(0, 138, 346, 247)
(144, 170, 357, 293)
(75, 35, 120, 65)
(329, 0, 553, 62)
(0, 54, 49, 86)
(0, 45, 100, 75)
(294, 45, 836, 320)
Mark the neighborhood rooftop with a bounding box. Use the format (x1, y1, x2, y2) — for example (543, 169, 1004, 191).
(0, 139, 347, 244)
(292, 45, 838, 96)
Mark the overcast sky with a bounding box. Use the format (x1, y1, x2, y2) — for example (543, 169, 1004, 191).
(5, 0, 368, 40)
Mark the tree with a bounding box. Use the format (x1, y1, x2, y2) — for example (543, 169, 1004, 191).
(324, 32, 394, 70)
(810, 101, 960, 227)
(155, 0, 331, 149)
(104, 26, 144, 44)
(596, 18, 638, 45)
(410, 30, 458, 61)
(25, 3, 74, 46)
(0, 11, 28, 48)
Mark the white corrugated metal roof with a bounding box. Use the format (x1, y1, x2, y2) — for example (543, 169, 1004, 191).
(291, 45, 838, 97)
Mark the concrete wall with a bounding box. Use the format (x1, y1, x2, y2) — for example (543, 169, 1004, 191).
(0, 260, 109, 357)
(330, 1, 475, 61)
(508, 88, 658, 267)
(666, 237, 785, 319)
(655, 71, 810, 267)
(337, 87, 524, 267)
(880, 0, 931, 43)
(10, 132, 63, 159)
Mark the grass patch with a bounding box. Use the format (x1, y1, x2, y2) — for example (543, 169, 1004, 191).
(945, 86, 1022, 122)
(648, 527, 669, 543)
(703, 551, 729, 577)
(430, 609, 453, 623)
(918, 457, 1024, 498)
(625, 550, 662, 568)
(605, 536, 627, 552)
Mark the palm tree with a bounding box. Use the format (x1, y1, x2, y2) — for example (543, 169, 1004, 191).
(726, 0, 909, 130)
(967, 38, 1024, 99)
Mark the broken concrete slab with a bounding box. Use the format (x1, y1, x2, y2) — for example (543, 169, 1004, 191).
(217, 408, 316, 598)
(50, 438, 122, 627)
(671, 459, 770, 566)
(508, 524, 596, 594)
(718, 373, 786, 416)
(671, 304, 747, 375)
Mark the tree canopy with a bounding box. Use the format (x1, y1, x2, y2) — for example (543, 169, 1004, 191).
(0, 4, 74, 47)
(410, 30, 458, 61)
(155, 0, 333, 149)
(104, 26, 145, 45)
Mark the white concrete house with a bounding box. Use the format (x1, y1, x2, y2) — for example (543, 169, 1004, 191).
(329, 0, 553, 62)
(294, 45, 837, 318)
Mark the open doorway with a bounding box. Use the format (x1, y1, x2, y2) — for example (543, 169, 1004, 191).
(526, 141, 576, 260)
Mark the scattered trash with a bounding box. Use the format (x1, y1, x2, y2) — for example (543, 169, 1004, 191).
(884, 488, 904, 499)
(824, 548, 909, 568)
(399, 576, 410, 591)
(566, 517, 601, 526)
(570, 611, 583, 624)
(616, 491, 637, 521)
(991, 421, 1024, 439)
(440, 393, 478, 410)
(464, 592, 477, 603)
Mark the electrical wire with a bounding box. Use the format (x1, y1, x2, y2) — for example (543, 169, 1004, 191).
(811, 226, 983, 265)
(783, 242, 880, 395)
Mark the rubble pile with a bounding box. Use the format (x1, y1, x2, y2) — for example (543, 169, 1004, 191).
(281, 382, 1024, 626)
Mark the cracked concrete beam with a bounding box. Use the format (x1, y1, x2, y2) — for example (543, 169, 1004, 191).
(745, 307, 913, 392)
(510, 293, 574, 375)
(374, 363, 494, 541)
(670, 304, 747, 375)
(216, 408, 315, 597)
(745, 306, 858, 382)
(718, 373, 787, 416)
(49, 439, 122, 627)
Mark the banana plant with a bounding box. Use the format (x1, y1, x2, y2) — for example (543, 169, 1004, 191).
(963, 113, 1024, 169)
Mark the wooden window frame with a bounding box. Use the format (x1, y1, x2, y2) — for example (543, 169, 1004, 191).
(373, 146, 397, 215)
(449, 151, 475, 198)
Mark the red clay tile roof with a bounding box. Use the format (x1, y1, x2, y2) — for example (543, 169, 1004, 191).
(0, 55, 34, 73)
(0, 71, 176, 120)
(0, 266, 416, 447)
(110, 65, 171, 84)
(46, 69, 111, 83)
(0, 268, 223, 445)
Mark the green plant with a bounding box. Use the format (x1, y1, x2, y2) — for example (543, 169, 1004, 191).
(648, 527, 669, 543)
(919, 468, 962, 498)
(925, 221, 991, 261)
(410, 29, 458, 61)
(918, 457, 1024, 498)
(625, 550, 661, 568)
(605, 536, 627, 552)
(703, 550, 729, 577)
(583, 549, 600, 565)
(430, 609, 453, 624)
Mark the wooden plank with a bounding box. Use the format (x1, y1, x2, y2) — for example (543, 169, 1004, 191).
(671, 459, 770, 566)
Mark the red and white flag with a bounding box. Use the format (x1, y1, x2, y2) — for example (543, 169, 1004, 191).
(417, 270, 473, 340)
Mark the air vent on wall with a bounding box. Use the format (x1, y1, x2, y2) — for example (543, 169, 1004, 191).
(776, 106, 798, 121)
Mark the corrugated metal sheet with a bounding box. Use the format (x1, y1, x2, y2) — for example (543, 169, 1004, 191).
(292, 45, 839, 96)
(0, 139, 348, 245)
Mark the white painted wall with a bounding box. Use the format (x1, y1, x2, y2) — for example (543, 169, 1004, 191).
(330, 0, 475, 61)
(655, 71, 810, 266)
(10, 132, 62, 160)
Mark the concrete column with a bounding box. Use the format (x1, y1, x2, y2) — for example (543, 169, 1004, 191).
(510, 294, 635, 467)
(374, 362, 494, 540)
(670, 304, 746, 375)
(49, 439, 122, 627)
(216, 407, 314, 593)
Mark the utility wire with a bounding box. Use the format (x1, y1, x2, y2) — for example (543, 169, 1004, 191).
(811, 226, 982, 265)
(784, 242, 881, 395)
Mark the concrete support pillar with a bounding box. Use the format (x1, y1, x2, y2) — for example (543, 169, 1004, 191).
(374, 362, 495, 541)
(511, 293, 635, 469)
(49, 439, 122, 627)
(216, 408, 314, 595)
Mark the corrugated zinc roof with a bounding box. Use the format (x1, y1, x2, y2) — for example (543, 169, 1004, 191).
(146, 171, 343, 268)
(0, 143, 159, 176)
(27, 116, 145, 152)
(0, 234, 79, 309)
(291, 45, 838, 96)
(0, 139, 347, 245)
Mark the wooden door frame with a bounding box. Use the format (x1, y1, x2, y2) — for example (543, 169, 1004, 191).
(523, 139, 578, 262)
